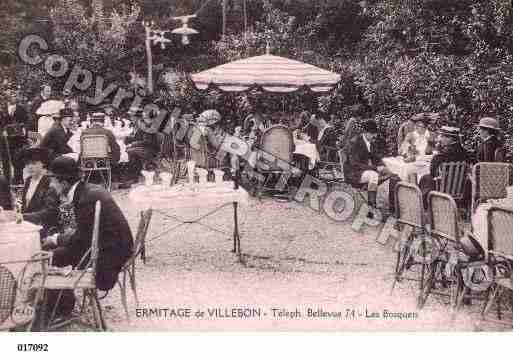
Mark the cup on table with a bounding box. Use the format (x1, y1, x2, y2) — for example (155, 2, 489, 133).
(141, 170, 155, 186)
(213, 169, 225, 184)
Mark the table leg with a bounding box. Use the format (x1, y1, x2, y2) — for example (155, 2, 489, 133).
(233, 202, 241, 260)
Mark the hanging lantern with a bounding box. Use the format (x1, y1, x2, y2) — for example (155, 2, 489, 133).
(171, 14, 199, 45)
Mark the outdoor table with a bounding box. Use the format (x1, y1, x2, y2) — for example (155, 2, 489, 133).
(294, 140, 320, 169)
(0, 220, 42, 328)
(128, 182, 249, 260)
(471, 186, 513, 259)
(382, 156, 432, 183)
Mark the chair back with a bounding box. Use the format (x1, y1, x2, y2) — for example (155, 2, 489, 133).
(258, 125, 294, 169)
(487, 206, 513, 258)
(0, 265, 17, 325)
(472, 162, 512, 212)
(133, 209, 153, 259)
(395, 182, 424, 228)
(437, 161, 467, 200)
(428, 191, 459, 243)
(81, 135, 109, 158)
(495, 147, 505, 162)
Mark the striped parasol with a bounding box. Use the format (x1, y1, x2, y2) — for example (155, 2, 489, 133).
(191, 54, 341, 93)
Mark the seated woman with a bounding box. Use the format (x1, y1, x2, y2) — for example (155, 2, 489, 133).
(399, 113, 435, 158)
(19, 147, 60, 237)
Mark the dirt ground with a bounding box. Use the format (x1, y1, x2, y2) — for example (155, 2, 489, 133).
(95, 188, 511, 332)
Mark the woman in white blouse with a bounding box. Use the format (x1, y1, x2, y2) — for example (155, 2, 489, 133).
(399, 114, 435, 158)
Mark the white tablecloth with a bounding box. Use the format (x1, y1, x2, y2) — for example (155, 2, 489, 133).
(294, 141, 320, 169)
(382, 156, 431, 182)
(68, 127, 131, 163)
(128, 182, 249, 211)
(472, 187, 513, 258)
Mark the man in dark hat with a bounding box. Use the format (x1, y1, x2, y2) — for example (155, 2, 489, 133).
(41, 156, 133, 320)
(344, 119, 400, 217)
(476, 117, 503, 162)
(418, 126, 469, 205)
(18, 147, 59, 236)
(40, 108, 75, 159)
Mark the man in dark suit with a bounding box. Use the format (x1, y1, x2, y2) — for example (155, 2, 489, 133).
(419, 126, 469, 205)
(476, 117, 502, 162)
(40, 108, 74, 160)
(343, 119, 399, 218)
(41, 156, 134, 317)
(81, 112, 121, 164)
(29, 85, 53, 132)
(19, 147, 59, 237)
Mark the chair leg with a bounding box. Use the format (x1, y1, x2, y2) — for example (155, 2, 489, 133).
(119, 273, 130, 321)
(418, 261, 437, 309)
(129, 265, 139, 308)
(92, 290, 107, 331)
(481, 285, 499, 320)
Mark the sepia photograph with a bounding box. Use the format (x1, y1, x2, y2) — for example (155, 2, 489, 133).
(1, 0, 513, 351)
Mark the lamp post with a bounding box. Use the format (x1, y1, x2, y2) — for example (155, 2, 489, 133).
(143, 17, 198, 95)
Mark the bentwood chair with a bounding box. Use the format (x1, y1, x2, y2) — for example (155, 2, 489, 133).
(390, 182, 430, 307)
(422, 191, 486, 313)
(0, 252, 52, 331)
(40, 201, 106, 331)
(471, 162, 513, 214)
(481, 206, 513, 326)
(80, 135, 112, 191)
(118, 209, 153, 320)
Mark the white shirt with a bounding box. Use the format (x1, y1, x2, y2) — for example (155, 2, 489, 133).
(64, 181, 80, 205)
(25, 176, 43, 206)
(412, 130, 430, 156)
(362, 134, 372, 152)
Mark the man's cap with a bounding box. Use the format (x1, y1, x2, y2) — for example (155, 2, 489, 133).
(476, 117, 500, 131)
(362, 119, 378, 134)
(20, 147, 50, 167)
(439, 126, 461, 139)
(48, 156, 79, 179)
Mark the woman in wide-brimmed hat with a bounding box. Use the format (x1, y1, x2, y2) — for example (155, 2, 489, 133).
(17, 146, 60, 236)
(476, 117, 503, 162)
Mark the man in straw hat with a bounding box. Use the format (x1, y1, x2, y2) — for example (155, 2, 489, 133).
(476, 117, 503, 162)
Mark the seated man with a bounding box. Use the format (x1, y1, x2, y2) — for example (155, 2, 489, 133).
(343, 119, 400, 218)
(19, 147, 59, 237)
(475, 117, 502, 162)
(418, 126, 469, 206)
(124, 108, 160, 182)
(40, 108, 74, 160)
(41, 156, 134, 320)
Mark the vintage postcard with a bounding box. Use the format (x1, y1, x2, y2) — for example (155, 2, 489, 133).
(1, 1, 513, 349)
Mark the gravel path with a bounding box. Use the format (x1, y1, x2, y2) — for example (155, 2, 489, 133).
(95, 189, 511, 331)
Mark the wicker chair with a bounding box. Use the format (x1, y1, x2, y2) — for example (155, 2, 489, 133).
(423, 191, 486, 313)
(434, 161, 468, 218)
(481, 206, 513, 326)
(254, 125, 295, 198)
(80, 135, 111, 191)
(0, 252, 52, 331)
(118, 209, 152, 320)
(40, 201, 106, 331)
(471, 162, 513, 213)
(390, 182, 429, 307)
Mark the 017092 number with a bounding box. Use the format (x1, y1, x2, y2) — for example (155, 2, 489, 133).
(17, 344, 48, 352)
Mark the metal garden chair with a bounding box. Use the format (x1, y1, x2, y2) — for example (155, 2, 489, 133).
(118, 208, 153, 320)
(0, 252, 52, 331)
(481, 206, 513, 326)
(40, 201, 106, 331)
(80, 135, 112, 191)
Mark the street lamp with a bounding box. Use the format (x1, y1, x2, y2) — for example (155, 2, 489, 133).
(143, 16, 198, 94)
